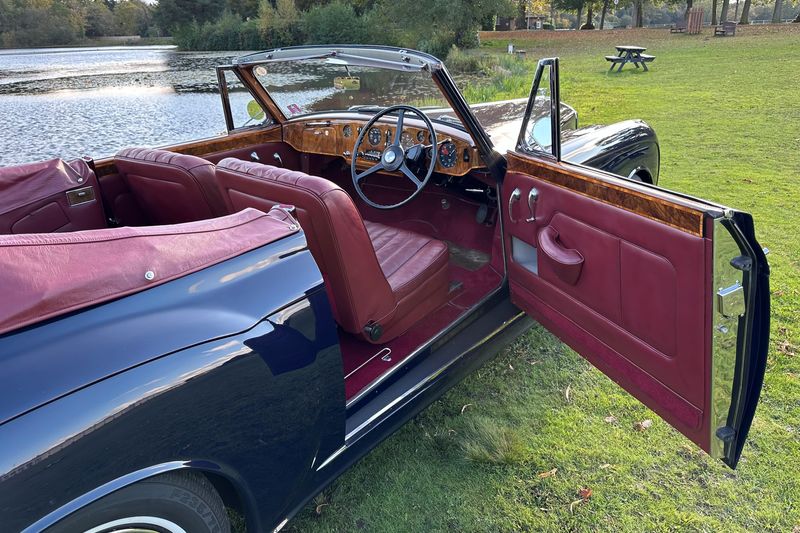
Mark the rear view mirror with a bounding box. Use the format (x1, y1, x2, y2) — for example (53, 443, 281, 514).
(334, 76, 361, 90)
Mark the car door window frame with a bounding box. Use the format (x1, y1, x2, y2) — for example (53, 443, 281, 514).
(216, 65, 272, 133)
(516, 58, 562, 161)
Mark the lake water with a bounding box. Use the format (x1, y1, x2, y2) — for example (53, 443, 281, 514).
(0, 46, 464, 168)
(0, 46, 250, 166)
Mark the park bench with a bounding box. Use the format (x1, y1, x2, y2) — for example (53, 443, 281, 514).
(670, 20, 687, 33)
(714, 21, 737, 36)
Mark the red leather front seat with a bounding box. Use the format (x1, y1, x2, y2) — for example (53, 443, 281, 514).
(115, 148, 228, 225)
(215, 158, 450, 343)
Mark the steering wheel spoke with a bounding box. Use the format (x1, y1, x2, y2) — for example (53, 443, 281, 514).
(356, 161, 384, 182)
(399, 163, 422, 188)
(393, 109, 405, 146)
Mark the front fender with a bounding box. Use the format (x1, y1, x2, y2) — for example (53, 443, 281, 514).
(561, 119, 661, 183)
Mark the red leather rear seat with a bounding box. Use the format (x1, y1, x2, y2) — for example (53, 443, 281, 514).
(215, 158, 450, 343)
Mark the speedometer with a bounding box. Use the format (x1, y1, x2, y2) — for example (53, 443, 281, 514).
(368, 127, 382, 145)
(438, 141, 457, 168)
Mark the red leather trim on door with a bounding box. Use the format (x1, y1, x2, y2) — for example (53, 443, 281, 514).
(504, 168, 713, 452)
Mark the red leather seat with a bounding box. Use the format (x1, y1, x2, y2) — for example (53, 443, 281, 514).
(114, 148, 228, 225)
(215, 158, 450, 343)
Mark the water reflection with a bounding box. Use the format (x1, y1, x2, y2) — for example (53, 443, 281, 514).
(0, 46, 248, 165)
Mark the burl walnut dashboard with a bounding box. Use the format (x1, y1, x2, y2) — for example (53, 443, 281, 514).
(282, 114, 483, 176)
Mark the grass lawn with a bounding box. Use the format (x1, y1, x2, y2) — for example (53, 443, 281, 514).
(287, 26, 800, 532)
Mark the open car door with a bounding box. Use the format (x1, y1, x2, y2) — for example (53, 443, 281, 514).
(504, 59, 770, 468)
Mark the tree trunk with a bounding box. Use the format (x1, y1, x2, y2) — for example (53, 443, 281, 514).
(711, 0, 718, 24)
(600, 0, 609, 28)
(772, 0, 783, 22)
(720, 0, 730, 21)
(794, 9, 800, 22)
(739, 0, 751, 21)
(585, 4, 594, 28)
(576, 2, 584, 29)
(685, 0, 693, 19)
(634, 0, 644, 27)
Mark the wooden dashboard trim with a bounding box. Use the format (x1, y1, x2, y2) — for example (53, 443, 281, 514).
(506, 152, 707, 237)
(281, 116, 482, 177)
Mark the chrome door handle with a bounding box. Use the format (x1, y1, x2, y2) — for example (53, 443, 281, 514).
(526, 188, 539, 222)
(508, 188, 521, 223)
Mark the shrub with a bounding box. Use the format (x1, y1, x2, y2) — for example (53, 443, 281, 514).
(302, 1, 366, 44)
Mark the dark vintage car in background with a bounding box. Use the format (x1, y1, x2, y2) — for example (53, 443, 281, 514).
(0, 46, 768, 532)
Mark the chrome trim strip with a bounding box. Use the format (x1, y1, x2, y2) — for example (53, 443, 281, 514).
(344, 311, 526, 441)
(344, 348, 391, 380)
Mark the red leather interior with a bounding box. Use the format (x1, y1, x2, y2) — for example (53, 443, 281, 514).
(114, 148, 228, 225)
(0, 208, 298, 336)
(0, 159, 106, 234)
(503, 170, 712, 451)
(537, 225, 584, 285)
(214, 158, 450, 343)
(203, 141, 301, 171)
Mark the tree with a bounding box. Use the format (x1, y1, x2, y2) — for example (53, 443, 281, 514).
(113, 0, 151, 36)
(155, 0, 226, 33)
(599, 0, 609, 28)
(772, 0, 783, 21)
(739, 0, 752, 23)
(711, 0, 718, 24)
(85, 0, 114, 37)
(720, 0, 730, 21)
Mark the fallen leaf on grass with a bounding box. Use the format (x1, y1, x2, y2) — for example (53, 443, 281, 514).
(460, 403, 473, 414)
(569, 499, 584, 513)
(538, 468, 557, 478)
(565, 385, 572, 403)
(599, 463, 613, 469)
(634, 419, 653, 431)
(578, 487, 593, 500)
(315, 503, 329, 515)
(603, 415, 618, 424)
(509, 363, 514, 370)
(777, 340, 796, 356)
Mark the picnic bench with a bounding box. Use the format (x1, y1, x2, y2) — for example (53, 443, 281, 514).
(670, 19, 687, 33)
(714, 21, 737, 36)
(605, 46, 655, 72)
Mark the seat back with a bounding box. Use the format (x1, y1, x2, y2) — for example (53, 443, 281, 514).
(114, 148, 228, 225)
(215, 158, 395, 335)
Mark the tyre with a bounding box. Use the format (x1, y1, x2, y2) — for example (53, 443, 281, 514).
(49, 471, 232, 533)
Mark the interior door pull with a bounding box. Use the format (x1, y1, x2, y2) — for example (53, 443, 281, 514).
(538, 225, 584, 285)
(526, 188, 539, 222)
(508, 188, 521, 223)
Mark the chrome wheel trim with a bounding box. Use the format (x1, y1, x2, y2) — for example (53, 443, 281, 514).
(83, 516, 187, 533)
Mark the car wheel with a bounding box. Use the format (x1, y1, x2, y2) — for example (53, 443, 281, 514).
(50, 471, 232, 533)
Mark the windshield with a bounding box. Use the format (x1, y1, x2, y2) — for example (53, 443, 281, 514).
(250, 57, 462, 126)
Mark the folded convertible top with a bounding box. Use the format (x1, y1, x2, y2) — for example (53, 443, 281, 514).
(0, 207, 300, 336)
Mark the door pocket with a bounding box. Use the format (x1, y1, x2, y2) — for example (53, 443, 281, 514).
(537, 225, 583, 284)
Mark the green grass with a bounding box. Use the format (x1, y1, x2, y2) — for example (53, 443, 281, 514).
(287, 27, 800, 532)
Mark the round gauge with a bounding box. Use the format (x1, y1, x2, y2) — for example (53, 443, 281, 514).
(342, 124, 353, 138)
(400, 131, 414, 149)
(368, 127, 382, 145)
(416, 130, 426, 143)
(438, 141, 458, 168)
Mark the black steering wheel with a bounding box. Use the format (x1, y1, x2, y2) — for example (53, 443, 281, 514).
(350, 105, 437, 210)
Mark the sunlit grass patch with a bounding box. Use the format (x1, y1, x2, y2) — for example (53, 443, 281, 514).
(457, 415, 527, 465)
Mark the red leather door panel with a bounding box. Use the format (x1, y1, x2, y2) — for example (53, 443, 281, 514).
(503, 153, 728, 456)
(0, 159, 106, 234)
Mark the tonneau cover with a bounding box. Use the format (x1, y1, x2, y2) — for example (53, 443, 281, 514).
(0, 207, 299, 335)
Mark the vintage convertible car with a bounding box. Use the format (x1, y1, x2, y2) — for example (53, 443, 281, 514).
(0, 46, 768, 532)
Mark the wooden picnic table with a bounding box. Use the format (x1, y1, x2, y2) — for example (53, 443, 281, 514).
(605, 45, 655, 72)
